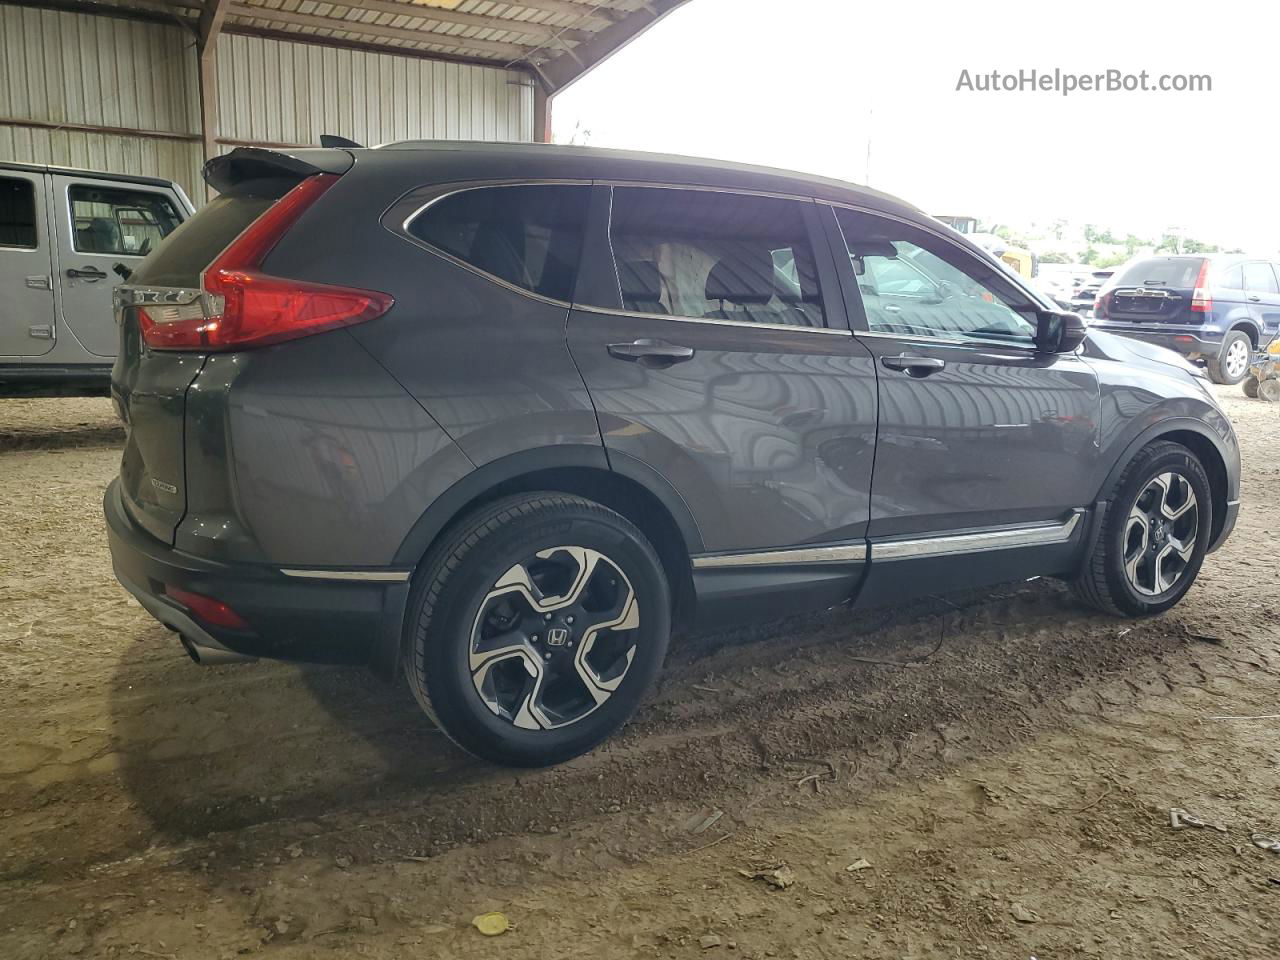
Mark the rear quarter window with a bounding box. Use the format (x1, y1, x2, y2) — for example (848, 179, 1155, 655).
(406, 184, 589, 303)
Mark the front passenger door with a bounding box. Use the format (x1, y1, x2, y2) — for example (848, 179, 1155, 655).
(827, 206, 1101, 542)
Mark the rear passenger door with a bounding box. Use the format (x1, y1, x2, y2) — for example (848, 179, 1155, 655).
(567, 185, 878, 555)
(1242, 261, 1280, 346)
(50, 175, 184, 357)
(0, 170, 54, 357)
(826, 205, 1100, 542)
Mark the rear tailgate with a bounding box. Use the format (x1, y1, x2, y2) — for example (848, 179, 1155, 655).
(1100, 257, 1204, 324)
(110, 148, 353, 544)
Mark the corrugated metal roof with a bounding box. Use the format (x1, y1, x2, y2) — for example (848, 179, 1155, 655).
(81, 0, 667, 73)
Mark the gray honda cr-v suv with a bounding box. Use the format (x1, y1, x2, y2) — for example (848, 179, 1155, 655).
(105, 142, 1240, 766)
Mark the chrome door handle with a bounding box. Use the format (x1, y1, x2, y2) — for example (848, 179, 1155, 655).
(1248, 295, 1262, 302)
(66, 266, 108, 281)
(881, 354, 945, 377)
(883, 304, 902, 313)
(607, 339, 695, 366)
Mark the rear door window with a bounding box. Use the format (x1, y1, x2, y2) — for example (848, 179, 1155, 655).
(68, 184, 181, 257)
(0, 175, 37, 248)
(1244, 262, 1279, 295)
(407, 184, 589, 303)
(603, 186, 825, 327)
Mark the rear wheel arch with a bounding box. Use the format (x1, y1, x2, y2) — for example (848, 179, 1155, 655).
(393, 448, 700, 627)
(1230, 321, 1261, 349)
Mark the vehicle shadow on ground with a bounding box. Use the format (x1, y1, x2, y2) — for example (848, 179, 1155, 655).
(104, 585, 1036, 845)
(105, 578, 1203, 871)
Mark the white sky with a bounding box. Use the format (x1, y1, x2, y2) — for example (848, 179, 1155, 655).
(555, 0, 1279, 254)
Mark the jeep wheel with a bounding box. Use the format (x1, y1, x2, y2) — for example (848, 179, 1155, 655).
(1072, 440, 1212, 617)
(1207, 330, 1251, 385)
(405, 493, 671, 766)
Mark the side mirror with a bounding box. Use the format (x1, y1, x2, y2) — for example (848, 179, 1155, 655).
(1035, 309, 1088, 353)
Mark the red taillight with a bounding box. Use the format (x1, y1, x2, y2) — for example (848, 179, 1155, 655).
(1190, 259, 1212, 313)
(139, 174, 393, 351)
(165, 585, 250, 630)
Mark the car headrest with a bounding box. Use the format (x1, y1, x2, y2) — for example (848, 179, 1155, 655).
(80, 217, 121, 254)
(705, 250, 775, 305)
(618, 259, 663, 305)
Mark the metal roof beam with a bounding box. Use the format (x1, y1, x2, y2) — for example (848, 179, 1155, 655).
(225, 3, 538, 59)
(535, 0, 691, 93)
(196, 0, 228, 50)
(335, 0, 591, 45)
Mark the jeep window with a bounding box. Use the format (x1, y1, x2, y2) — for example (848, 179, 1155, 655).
(605, 187, 825, 327)
(833, 207, 1036, 344)
(69, 185, 181, 257)
(0, 176, 37, 249)
(1244, 261, 1279, 295)
(408, 184, 589, 302)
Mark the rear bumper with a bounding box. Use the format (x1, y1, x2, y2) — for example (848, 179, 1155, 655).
(1090, 322, 1221, 356)
(104, 479, 411, 674)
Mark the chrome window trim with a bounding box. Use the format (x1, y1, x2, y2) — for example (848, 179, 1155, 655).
(577, 304, 851, 336)
(872, 512, 1082, 561)
(857, 329, 1039, 352)
(692, 542, 868, 569)
(279, 568, 412, 582)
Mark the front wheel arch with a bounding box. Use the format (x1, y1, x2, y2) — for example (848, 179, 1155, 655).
(1094, 421, 1231, 551)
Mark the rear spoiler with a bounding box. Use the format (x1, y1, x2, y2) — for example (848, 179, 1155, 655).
(204, 146, 354, 194)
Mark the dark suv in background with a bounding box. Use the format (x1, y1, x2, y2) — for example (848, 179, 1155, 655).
(1093, 254, 1280, 384)
(106, 143, 1239, 766)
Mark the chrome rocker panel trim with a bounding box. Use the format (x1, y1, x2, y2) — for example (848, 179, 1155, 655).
(872, 512, 1082, 561)
(691, 512, 1084, 568)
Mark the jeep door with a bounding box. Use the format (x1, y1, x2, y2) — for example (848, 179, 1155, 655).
(0, 170, 54, 357)
(824, 205, 1100, 591)
(568, 184, 878, 559)
(50, 175, 186, 358)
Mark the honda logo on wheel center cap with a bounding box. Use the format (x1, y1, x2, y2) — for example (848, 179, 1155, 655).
(546, 627, 570, 646)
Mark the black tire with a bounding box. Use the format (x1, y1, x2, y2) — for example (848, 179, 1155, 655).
(1072, 440, 1213, 617)
(404, 493, 671, 767)
(1243, 375, 1260, 399)
(1206, 330, 1252, 385)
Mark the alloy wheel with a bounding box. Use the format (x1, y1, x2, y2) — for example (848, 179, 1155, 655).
(1224, 338, 1250, 380)
(469, 546, 640, 730)
(1122, 472, 1199, 596)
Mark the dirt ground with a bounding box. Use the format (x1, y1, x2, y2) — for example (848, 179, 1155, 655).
(1, 384, 1278, 960)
